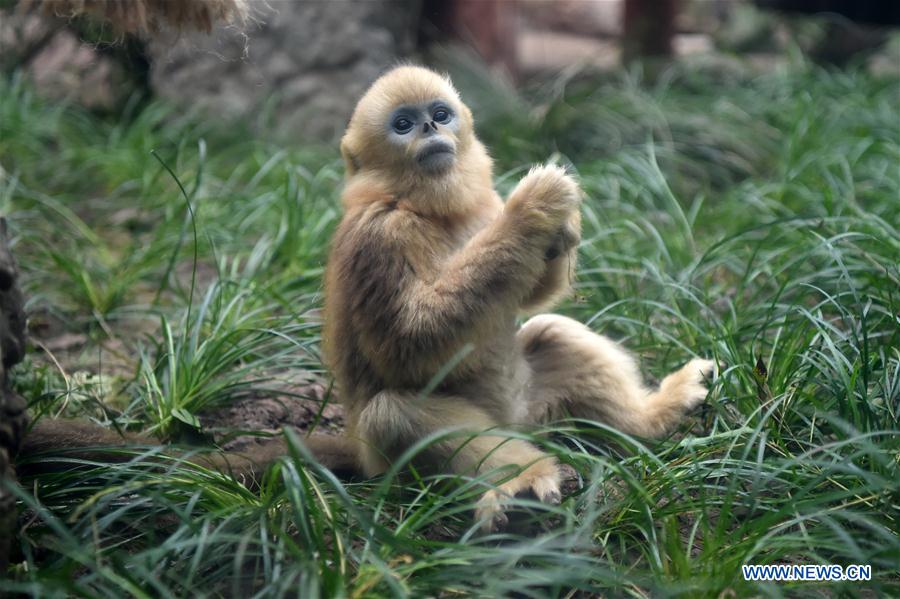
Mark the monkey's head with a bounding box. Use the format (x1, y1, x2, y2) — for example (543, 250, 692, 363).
(341, 66, 479, 180)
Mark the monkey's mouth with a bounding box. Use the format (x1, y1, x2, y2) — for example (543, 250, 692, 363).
(417, 142, 455, 174)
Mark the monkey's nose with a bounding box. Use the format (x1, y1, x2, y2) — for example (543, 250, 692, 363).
(422, 122, 437, 134)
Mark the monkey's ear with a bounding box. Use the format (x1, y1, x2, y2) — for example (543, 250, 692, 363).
(340, 136, 361, 177)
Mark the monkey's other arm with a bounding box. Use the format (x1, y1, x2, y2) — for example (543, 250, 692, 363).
(17, 419, 360, 482)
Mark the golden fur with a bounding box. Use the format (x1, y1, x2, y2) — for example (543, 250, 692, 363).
(324, 65, 715, 531)
(23, 0, 250, 35)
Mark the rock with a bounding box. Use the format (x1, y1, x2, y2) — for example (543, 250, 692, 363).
(0, 11, 136, 111)
(520, 0, 623, 37)
(517, 31, 620, 73)
(148, 1, 420, 140)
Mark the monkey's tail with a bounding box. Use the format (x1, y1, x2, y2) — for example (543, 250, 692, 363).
(16, 418, 362, 483)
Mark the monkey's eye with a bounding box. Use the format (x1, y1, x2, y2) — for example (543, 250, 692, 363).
(392, 117, 414, 134)
(433, 108, 451, 124)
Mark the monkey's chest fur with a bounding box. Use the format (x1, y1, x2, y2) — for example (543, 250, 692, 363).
(324, 203, 530, 426)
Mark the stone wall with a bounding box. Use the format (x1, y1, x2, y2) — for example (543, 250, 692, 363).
(148, 1, 420, 140)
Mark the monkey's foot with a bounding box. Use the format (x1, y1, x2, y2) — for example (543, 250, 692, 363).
(474, 462, 561, 533)
(671, 358, 718, 411)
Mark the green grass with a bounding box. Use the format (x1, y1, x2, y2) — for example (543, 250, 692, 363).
(1, 50, 898, 598)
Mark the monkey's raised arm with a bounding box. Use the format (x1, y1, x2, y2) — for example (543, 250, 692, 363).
(403, 215, 548, 332)
(403, 165, 582, 332)
(330, 166, 581, 374)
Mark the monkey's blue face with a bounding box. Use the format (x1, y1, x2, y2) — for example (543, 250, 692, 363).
(386, 99, 459, 175)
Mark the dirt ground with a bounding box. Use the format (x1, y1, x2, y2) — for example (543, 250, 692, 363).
(200, 383, 345, 451)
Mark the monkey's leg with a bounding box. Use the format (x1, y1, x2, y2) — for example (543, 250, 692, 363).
(357, 391, 561, 532)
(518, 314, 715, 437)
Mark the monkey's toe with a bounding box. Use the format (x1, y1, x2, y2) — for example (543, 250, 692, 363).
(679, 358, 717, 409)
(474, 466, 562, 533)
(489, 510, 509, 532)
(699, 358, 723, 380)
(475, 490, 510, 533)
(540, 488, 562, 506)
(528, 472, 562, 505)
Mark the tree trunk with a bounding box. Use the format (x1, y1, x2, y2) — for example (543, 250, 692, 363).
(623, 0, 678, 62)
(0, 218, 28, 574)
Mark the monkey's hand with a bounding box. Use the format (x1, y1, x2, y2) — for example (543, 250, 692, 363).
(545, 209, 581, 261)
(521, 208, 582, 312)
(504, 165, 582, 255)
(504, 166, 582, 312)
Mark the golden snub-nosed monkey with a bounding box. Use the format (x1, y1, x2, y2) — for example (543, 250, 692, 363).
(324, 65, 716, 531)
